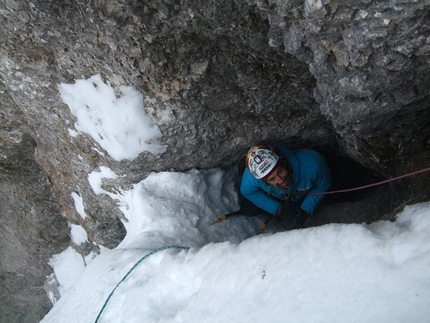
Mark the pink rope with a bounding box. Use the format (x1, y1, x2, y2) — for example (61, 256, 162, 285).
(316, 166, 430, 195)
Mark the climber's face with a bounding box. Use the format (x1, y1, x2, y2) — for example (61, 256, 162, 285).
(265, 162, 290, 188)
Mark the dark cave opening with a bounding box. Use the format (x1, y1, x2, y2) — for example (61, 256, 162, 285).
(321, 152, 386, 206)
(310, 148, 403, 227)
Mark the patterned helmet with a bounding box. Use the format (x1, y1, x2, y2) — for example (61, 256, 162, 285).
(246, 144, 279, 179)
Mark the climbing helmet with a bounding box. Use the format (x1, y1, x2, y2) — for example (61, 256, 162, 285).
(246, 144, 279, 179)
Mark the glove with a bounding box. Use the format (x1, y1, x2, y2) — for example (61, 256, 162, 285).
(276, 202, 300, 226)
(293, 209, 309, 229)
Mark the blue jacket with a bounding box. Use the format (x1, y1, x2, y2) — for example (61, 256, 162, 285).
(240, 146, 331, 216)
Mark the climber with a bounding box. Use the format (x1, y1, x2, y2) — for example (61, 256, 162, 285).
(239, 144, 332, 230)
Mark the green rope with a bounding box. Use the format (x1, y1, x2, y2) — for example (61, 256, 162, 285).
(94, 245, 190, 323)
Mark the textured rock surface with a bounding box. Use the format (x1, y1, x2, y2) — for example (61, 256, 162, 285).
(0, 0, 429, 322)
(0, 87, 70, 322)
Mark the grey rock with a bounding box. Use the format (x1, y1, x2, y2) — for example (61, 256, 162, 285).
(0, 0, 429, 322)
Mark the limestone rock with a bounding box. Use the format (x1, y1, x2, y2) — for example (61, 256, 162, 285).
(0, 0, 429, 322)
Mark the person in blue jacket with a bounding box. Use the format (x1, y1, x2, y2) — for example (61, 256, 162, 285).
(240, 144, 331, 229)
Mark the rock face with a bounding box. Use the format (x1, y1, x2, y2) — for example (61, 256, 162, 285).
(0, 0, 429, 322)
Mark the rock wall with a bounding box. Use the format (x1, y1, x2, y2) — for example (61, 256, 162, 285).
(0, 0, 429, 322)
(0, 88, 69, 322)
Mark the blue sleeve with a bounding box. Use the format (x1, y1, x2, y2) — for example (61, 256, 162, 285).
(240, 169, 281, 216)
(300, 155, 331, 215)
(275, 145, 292, 158)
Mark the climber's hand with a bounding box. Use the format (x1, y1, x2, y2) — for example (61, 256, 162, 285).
(293, 209, 309, 229)
(276, 202, 300, 224)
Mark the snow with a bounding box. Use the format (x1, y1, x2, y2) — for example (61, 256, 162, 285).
(58, 74, 167, 161)
(42, 170, 430, 323)
(48, 247, 86, 297)
(88, 166, 118, 196)
(69, 223, 88, 245)
(71, 192, 87, 219)
(41, 75, 430, 322)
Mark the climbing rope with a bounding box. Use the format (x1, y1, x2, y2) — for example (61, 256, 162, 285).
(94, 245, 190, 323)
(211, 166, 430, 232)
(315, 166, 430, 195)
